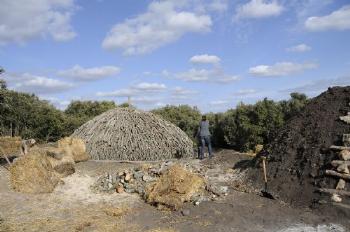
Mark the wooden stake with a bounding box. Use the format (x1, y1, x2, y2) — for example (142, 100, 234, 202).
(331, 160, 350, 167)
(330, 145, 350, 151)
(333, 202, 350, 210)
(318, 188, 350, 197)
(325, 170, 350, 180)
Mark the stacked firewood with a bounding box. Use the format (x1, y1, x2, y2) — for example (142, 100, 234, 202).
(319, 111, 350, 204)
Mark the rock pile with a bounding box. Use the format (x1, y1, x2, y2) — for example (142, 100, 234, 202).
(91, 162, 230, 210)
(91, 163, 161, 195)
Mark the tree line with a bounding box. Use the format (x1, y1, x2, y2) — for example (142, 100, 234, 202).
(0, 74, 308, 150)
(151, 93, 308, 151)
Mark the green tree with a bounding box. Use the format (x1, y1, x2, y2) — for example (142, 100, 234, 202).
(0, 67, 6, 90)
(220, 99, 285, 151)
(280, 92, 308, 120)
(206, 112, 226, 147)
(0, 89, 67, 141)
(65, 100, 116, 120)
(253, 98, 284, 144)
(152, 105, 201, 140)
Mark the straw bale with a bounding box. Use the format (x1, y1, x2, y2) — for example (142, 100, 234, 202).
(72, 108, 194, 160)
(9, 151, 60, 193)
(145, 164, 205, 210)
(58, 137, 90, 162)
(45, 146, 75, 177)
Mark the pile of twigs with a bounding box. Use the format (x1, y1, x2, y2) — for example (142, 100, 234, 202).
(72, 108, 194, 160)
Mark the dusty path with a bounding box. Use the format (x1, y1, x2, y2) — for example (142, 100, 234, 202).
(0, 150, 348, 232)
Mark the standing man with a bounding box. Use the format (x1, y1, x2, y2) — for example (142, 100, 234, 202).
(197, 115, 213, 159)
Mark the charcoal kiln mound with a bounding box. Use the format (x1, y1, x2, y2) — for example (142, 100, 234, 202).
(248, 86, 350, 210)
(72, 108, 194, 161)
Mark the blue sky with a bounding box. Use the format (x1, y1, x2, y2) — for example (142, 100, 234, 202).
(1, 0, 350, 112)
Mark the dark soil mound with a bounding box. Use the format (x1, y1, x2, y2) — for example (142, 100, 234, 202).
(248, 86, 350, 209)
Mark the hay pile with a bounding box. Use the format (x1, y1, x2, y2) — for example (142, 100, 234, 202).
(44, 146, 76, 177)
(58, 137, 90, 162)
(0, 136, 21, 157)
(10, 152, 60, 193)
(72, 108, 194, 160)
(8, 137, 90, 193)
(145, 164, 205, 210)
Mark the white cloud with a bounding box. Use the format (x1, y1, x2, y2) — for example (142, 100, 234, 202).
(210, 100, 229, 106)
(96, 82, 166, 97)
(173, 87, 198, 95)
(233, 89, 257, 96)
(96, 89, 135, 98)
(286, 44, 312, 52)
(0, 0, 77, 45)
(249, 62, 317, 77)
(102, 1, 212, 55)
(190, 54, 221, 64)
(305, 5, 350, 31)
(132, 96, 159, 105)
(208, 0, 228, 12)
(58, 65, 120, 81)
(235, 0, 284, 20)
(174, 68, 239, 83)
(4, 73, 74, 94)
(171, 87, 198, 100)
(132, 82, 166, 92)
(163, 54, 238, 83)
(283, 75, 350, 94)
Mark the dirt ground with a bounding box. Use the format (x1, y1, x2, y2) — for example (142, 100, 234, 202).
(1, 149, 349, 232)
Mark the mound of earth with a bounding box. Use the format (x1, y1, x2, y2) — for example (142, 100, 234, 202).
(248, 86, 350, 208)
(72, 108, 194, 161)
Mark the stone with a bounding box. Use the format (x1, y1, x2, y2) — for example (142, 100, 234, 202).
(112, 174, 119, 183)
(181, 209, 190, 216)
(125, 187, 136, 193)
(337, 164, 350, 174)
(149, 168, 159, 175)
(218, 186, 229, 195)
(340, 115, 350, 124)
(206, 184, 229, 196)
(118, 171, 124, 177)
(125, 173, 132, 182)
(133, 171, 144, 180)
(142, 175, 154, 182)
(331, 194, 342, 203)
(108, 183, 113, 190)
(339, 150, 350, 161)
(103, 181, 108, 190)
(336, 179, 346, 190)
(116, 186, 124, 193)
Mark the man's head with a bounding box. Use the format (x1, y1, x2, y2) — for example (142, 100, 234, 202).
(202, 115, 206, 121)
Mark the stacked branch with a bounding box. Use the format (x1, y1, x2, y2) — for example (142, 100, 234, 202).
(72, 108, 194, 161)
(325, 129, 350, 203)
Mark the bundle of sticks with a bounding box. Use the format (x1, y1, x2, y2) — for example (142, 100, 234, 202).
(320, 139, 350, 204)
